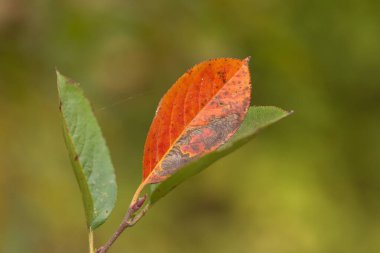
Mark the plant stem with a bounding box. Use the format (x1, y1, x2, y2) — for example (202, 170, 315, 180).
(96, 218, 130, 253)
(89, 228, 94, 253)
(96, 194, 149, 253)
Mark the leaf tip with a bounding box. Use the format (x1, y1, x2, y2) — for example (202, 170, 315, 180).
(56, 69, 62, 85)
(280, 108, 294, 118)
(55, 66, 62, 76)
(263, 106, 293, 117)
(243, 56, 251, 63)
(56, 70, 80, 88)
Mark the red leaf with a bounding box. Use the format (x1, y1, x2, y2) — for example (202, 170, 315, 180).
(143, 57, 251, 184)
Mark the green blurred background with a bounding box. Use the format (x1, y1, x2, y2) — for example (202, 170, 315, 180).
(1, 0, 379, 252)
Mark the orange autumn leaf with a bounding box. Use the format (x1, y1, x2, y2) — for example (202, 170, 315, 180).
(143, 57, 251, 185)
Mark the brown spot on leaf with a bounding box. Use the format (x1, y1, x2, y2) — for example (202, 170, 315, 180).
(217, 70, 227, 83)
(142, 58, 251, 183)
(67, 78, 77, 85)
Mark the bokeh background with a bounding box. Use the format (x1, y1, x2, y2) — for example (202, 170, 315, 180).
(1, 0, 380, 252)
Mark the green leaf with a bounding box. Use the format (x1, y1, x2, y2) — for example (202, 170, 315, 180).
(149, 106, 292, 204)
(57, 71, 117, 229)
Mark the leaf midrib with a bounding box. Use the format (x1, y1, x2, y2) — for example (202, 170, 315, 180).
(144, 60, 247, 184)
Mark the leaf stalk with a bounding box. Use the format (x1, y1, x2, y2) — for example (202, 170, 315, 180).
(89, 229, 94, 253)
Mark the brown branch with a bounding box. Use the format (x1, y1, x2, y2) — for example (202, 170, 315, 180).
(96, 195, 148, 253)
